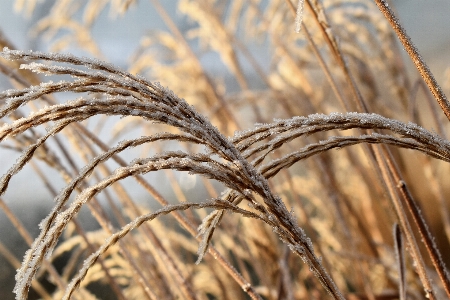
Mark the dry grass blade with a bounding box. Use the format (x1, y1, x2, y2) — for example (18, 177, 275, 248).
(63, 200, 261, 300)
(373, 0, 450, 122)
(1, 1, 450, 299)
(1, 48, 343, 300)
(393, 223, 406, 300)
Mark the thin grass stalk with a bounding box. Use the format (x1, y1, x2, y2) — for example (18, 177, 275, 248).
(304, 150, 374, 293)
(0, 240, 52, 300)
(62, 201, 262, 299)
(0, 59, 135, 299)
(85, 160, 205, 299)
(73, 124, 264, 300)
(331, 146, 384, 258)
(231, 35, 269, 87)
(249, 3, 315, 99)
(71, 211, 129, 300)
(279, 248, 295, 300)
(422, 161, 450, 244)
(285, 0, 348, 115)
(0, 64, 155, 298)
(291, 2, 450, 296)
(0, 198, 73, 296)
(0, 199, 35, 246)
(36, 137, 139, 300)
(70, 128, 195, 299)
(148, 0, 241, 133)
(415, 81, 447, 137)
(373, 0, 450, 121)
(383, 146, 450, 295)
(286, 2, 403, 258)
(2, 3, 449, 297)
(54, 245, 82, 282)
(30, 152, 130, 300)
(163, 167, 201, 223)
(302, 23, 349, 111)
(8, 123, 161, 299)
(373, 146, 436, 299)
(313, 156, 377, 299)
(76, 194, 159, 300)
(395, 177, 450, 297)
(179, 1, 250, 90)
(301, 0, 368, 113)
(393, 223, 406, 300)
(311, 155, 352, 241)
(281, 170, 355, 295)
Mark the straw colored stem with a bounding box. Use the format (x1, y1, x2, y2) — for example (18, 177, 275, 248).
(373, 0, 450, 121)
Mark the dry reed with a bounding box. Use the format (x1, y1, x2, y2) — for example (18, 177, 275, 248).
(0, 0, 449, 299)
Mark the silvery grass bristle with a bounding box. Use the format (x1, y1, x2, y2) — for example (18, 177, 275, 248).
(0, 47, 343, 300)
(0, 1, 450, 300)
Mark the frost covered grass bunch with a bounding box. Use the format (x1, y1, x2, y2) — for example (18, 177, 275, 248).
(0, 0, 450, 299)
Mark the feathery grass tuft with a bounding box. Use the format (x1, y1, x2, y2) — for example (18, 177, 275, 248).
(1, 1, 450, 299)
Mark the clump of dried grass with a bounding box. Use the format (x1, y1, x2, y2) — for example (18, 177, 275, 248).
(0, 0, 450, 299)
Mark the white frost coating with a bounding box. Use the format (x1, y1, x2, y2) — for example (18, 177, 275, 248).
(295, 0, 304, 33)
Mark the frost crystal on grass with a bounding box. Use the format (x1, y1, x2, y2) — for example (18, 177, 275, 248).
(295, 0, 304, 33)
(2, 3, 450, 298)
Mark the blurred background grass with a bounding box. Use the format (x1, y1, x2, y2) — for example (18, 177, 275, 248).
(0, 0, 449, 299)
